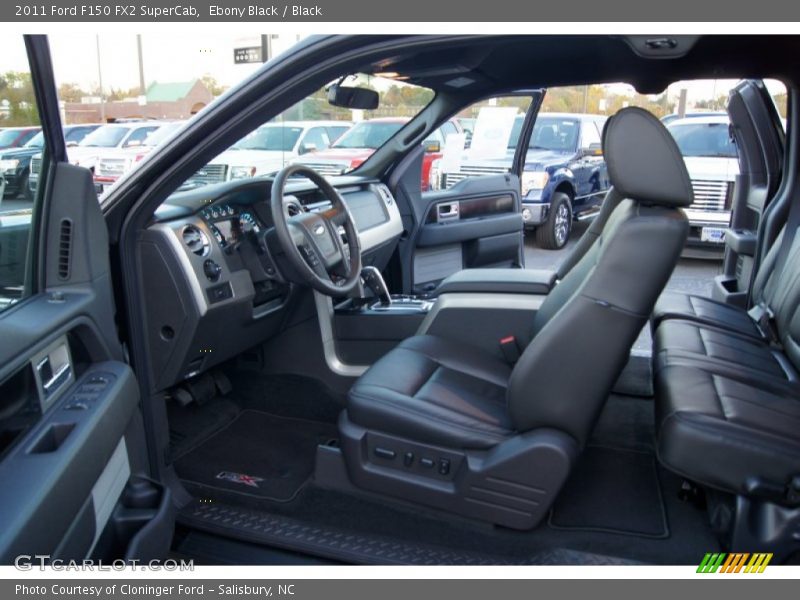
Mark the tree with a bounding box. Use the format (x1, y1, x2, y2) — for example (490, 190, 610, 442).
(772, 92, 788, 118)
(200, 74, 227, 97)
(0, 71, 40, 126)
(58, 82, 87, 103)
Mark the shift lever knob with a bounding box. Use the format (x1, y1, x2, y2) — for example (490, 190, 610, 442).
(360, 266, 391, 306)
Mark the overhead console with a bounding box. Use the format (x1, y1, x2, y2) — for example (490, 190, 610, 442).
(139, 178, 403, 391)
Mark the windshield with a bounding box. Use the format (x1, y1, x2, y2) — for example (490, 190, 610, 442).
(508, 116, 580, 152)
(24, 132, 45, 148)
(79, 125, 130, 148)
(667, 121, 738, 158)
(233, 126, 304, 152)
(166, 74, 432, 195)
(332, 121, 405, 150)
(141, 123, 183, 147)
(0, 129, 25, 146)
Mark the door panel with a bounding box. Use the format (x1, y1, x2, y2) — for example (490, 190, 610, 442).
(412, 175, 524, 293)
(0, 36, 170, 564)
(391, 93, 542, 294)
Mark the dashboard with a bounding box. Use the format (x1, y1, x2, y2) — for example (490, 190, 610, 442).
(139, 176, 403, 391)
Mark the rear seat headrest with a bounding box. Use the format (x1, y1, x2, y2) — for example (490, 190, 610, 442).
(604, 107, 694, 208)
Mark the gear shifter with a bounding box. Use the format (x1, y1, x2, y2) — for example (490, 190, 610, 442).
(360, 266, 392, 306)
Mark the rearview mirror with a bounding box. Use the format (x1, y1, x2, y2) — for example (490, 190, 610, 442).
(327, 84, 379, 110)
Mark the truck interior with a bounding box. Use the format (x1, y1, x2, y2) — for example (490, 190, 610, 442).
(1, 34, 798, 566)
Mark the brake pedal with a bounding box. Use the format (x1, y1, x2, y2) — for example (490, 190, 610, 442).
(213, 370, 233, 396)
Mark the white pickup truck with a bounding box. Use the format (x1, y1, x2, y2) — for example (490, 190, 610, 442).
(666, 115, 740, 248)
(187, 120, 352, 187)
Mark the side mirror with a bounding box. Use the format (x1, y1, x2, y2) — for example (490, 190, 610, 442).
(66, 141, 79, 148)
(423, 139, 441, 153)
(582, 142, 603, 157)
(327, 84, 379, 110)
(299, 142, 317, 155)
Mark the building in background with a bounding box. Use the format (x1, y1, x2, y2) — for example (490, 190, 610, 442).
(63, 79, 213, 123)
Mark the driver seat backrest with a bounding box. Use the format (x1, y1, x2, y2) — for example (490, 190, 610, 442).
(508, 107, 692, 445)
(555, 115, 620, 279)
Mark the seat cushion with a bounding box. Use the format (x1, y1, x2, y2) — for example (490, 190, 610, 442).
(654, 319, 795, 383)
(653, 291, 762, 339)
(347, 335, 514, 449)
(656, 363, 800, 493)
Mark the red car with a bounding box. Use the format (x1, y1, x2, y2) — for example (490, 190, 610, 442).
(0, 126, 40, 150)
(292, 117, 462, 190)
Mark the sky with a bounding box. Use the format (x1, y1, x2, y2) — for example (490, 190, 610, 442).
(0, 33, 306, 92)
(0, 34, 787, 103)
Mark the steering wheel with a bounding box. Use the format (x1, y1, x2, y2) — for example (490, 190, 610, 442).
(270, 164, 362, 296)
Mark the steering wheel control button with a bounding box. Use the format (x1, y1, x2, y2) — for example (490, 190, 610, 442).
(420, 457, 435, 469)
(203, 259, 223, 282)
(206, 282, 233, 304)
(403, 452, 414, 467)
(300, 244, 321, 268)
(373, 447, 396, 460)
(438, 459, 451, 475)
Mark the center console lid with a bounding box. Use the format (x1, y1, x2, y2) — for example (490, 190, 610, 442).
(434, 268, 556, 296)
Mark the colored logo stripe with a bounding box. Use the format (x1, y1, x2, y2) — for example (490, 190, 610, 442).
(697, 552, 773, 573)
(745, 553, 773, 573)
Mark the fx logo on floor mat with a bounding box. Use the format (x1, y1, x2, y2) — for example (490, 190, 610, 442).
(216, 471, 264, 488)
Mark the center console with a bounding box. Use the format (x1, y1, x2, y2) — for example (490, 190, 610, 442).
(318, 267, 556, 374)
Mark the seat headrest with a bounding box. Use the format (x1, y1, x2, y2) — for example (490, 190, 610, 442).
(604, 107, 693, 208)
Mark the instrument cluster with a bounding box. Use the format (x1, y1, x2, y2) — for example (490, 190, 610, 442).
(200, 204, 261, 248)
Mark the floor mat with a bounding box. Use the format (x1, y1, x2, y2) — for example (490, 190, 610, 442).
(548, 445, 668, 538)
(611, 351, 654, 397)
(590, 394, 655, 453)
(175, 409, 338, 503)
(231, 372, 344, 424)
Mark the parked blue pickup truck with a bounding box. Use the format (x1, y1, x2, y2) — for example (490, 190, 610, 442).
(429, 113, 610, 249)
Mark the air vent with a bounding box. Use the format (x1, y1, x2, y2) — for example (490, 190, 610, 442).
(57, 219, 73, 280)
(181, 225, 210, 257)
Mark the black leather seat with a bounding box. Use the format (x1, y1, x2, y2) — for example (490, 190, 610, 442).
(654, 228, 800, 381)
(656, 362, 800, 494)
(348, 335, 514, 449)
(653, 226, 785, 339)
(339, 107, 691, 529)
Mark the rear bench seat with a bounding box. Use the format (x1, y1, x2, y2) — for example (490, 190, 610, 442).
(653, 226, 800, 555)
